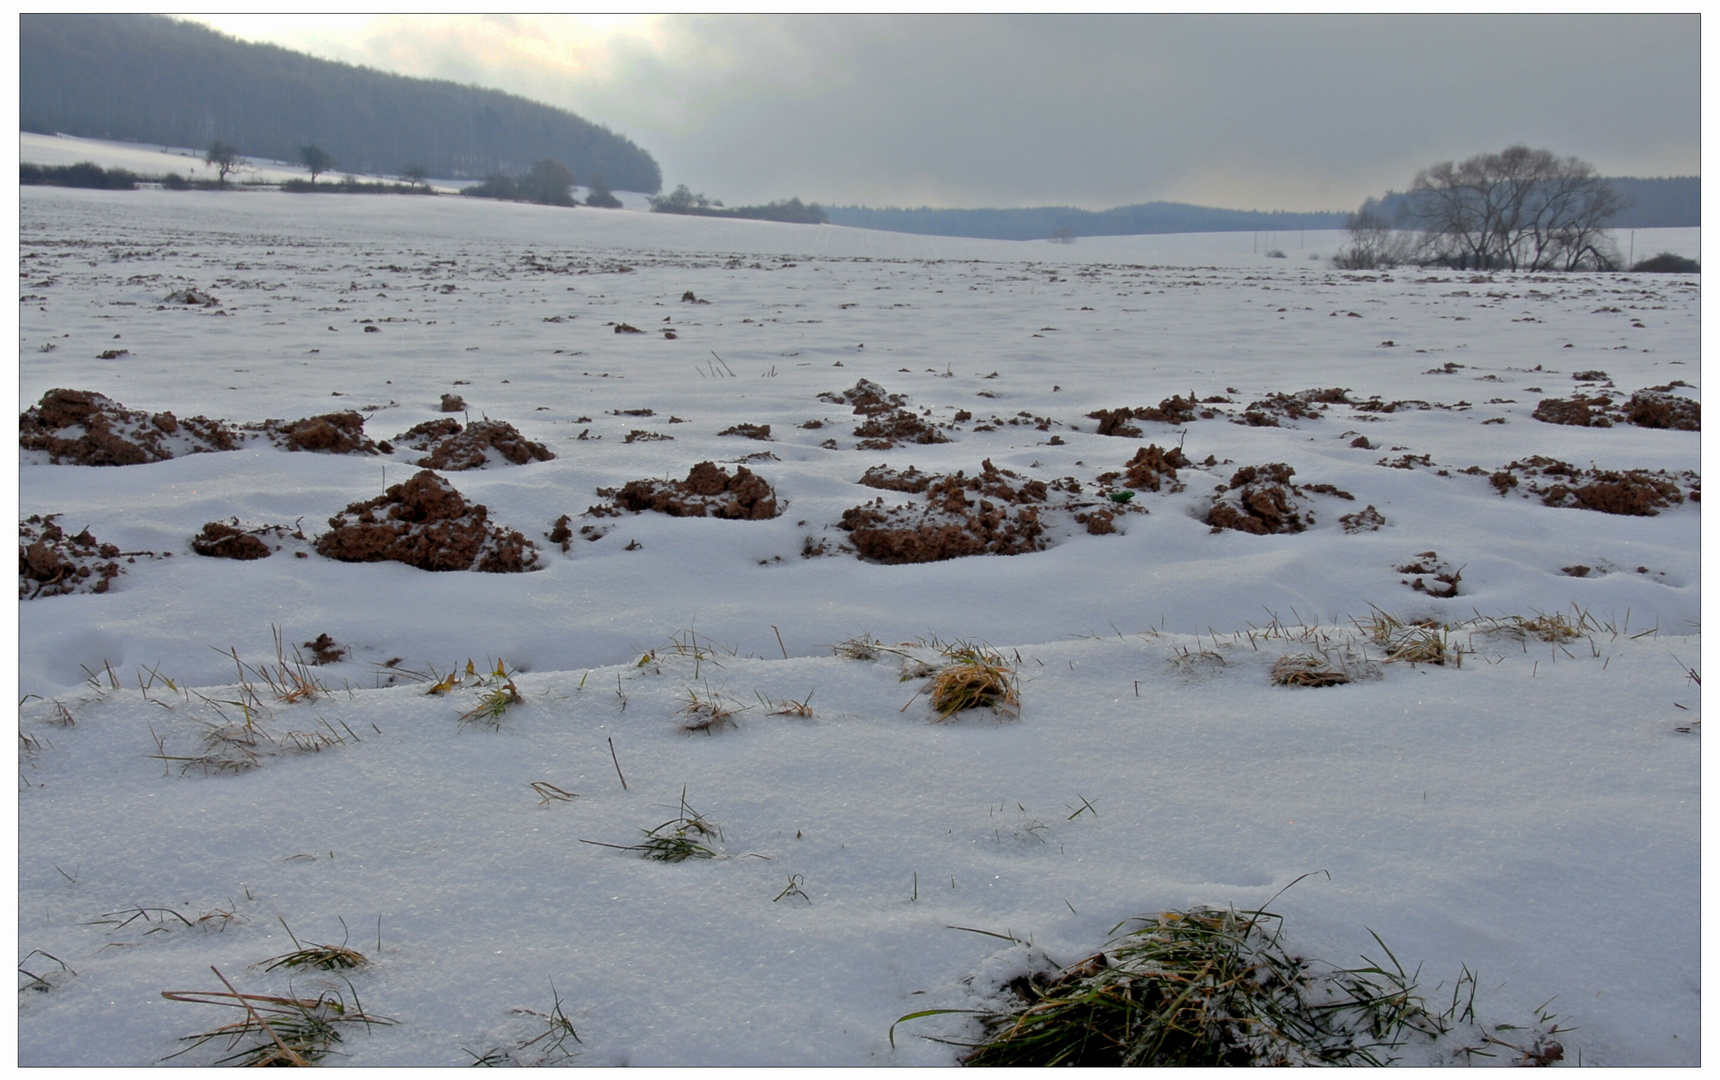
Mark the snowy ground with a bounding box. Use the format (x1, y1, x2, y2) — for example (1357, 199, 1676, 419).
(15, 184, 1701, 1065)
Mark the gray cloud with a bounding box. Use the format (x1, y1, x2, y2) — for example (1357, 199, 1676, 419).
(190, 14, 1699, 210)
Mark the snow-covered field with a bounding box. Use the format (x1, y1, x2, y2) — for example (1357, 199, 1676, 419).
(16, 184, 1700, 1065)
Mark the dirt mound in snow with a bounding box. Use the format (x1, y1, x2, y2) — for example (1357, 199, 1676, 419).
(1203, 462, 1320, 535)
(20, 514, 164, 597)
(192, 519, 308, 560)
(315, 470, 539, 572)
(840, 459, 1055, 563)
(1115, 444, 1190, 492)
(1485, 456, 1697, 516)
(1532, 387, 1700, 431)
(20, 388, 237, 465)
(605, 462, 780, 520)
(1086, 396, 1221, 435)
(253, 411, 385, 455)
(393, 418, 555, 470)
(859, 465, 936, 493)
(1238, 388, 1351, 427)
(818, 379, 951, 450)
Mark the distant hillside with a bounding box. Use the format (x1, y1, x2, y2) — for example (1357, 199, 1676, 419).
(20, 14, 661, 192)
(1361, 177, 1698, 230)
(825, 202, 1346, 241)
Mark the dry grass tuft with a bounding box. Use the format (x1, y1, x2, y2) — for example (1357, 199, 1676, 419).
(679, 685, 744, 734)
(163, 967, 392, 1066)
(1271, 654, 1353, 687)
(262, 919, 368, 972)
(906, 644, 1020, 720)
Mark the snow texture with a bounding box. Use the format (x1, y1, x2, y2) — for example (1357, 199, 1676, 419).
(15, 165, 1701, 1065)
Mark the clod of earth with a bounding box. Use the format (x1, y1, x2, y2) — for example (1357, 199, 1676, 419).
(1532, 389, 1700, 431)
(1339, 505, 1386, 533)
(840, 459, 1052, 563)
(315, 470, 540, 572)
(393, 418, 555, 470)
(606, 462, 780, 520)
(1397, 551, 1461, 597)
(1204, 463, 1312, 535)
(20, 514, 125, 598)
(20, 388, 236, 465)
(192, 521, 274, 560)
(1118, 444, 1190, 492)
(303, 633, 347, 664)
(818, 380, 951, 449)
(163, 287, 219, 307)
(440, 393, 466, 413)
(255, 411, 383, 455)
(1488, 456, 1696, 516)
(717, 423, 772, 440)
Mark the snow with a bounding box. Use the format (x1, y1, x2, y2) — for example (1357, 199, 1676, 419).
(15, 182, 1701, 1066)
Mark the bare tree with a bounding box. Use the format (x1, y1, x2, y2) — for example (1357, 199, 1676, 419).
(1332, 209, 1411, 269)
(400, 163, 428, 188)
(298, 144, 334, 184)
(204, 140, 242, 184)
(1403, 146, 1625, 271)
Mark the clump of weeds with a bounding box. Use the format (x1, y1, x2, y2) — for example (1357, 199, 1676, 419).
(463, 983, 581, 1066)
(894, 902, 1459, 1065)
(583, 787, 722, 862)
(261, 917, 368, 972)
(459, 679, 522, 728)
(163, 967, 393, 1066)
(1271, 653, 1354, 687)
(679, 684, 744, 734)
(905, 643, 1020, 720)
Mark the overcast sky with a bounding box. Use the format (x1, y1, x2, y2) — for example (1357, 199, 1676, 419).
(187, 14, 1699, 211)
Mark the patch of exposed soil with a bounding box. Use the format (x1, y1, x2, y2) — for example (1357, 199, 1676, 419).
(21, 388, 237, 465)
(163, 287, 220, 307)
(315, 470, 540, 572)
(1531, 388, 1700, 431)
(393, 418, 555, 470)
(839, 459, 1053, 563)
(440, 393, 466, 413)
(1398, 551, 1462, 597)
(602, 462, 780, 520)
(717, 423, 773, 440)
(818, 380, 951, 450)
(253, 411, 385, 455)
(859, 465, 936, 493)
(191, 519, 307, 560)
(1487, 456, 1697, 516)
(1085, 395, 1215, 436)
(1339, 505, 1386, 533)
(1203, 463, 1333, 535)
(1094, 444, 1191, 493)
(1237, 388, 1352, 426)
(20, 514, 163, 598)
(303, 633, 346, 664)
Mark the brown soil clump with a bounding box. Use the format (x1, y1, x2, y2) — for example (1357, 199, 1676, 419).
(164, 287, 220, 307)
(303, 633, 347, 664)
(1397, 551, 1461, 597)
(840, 460, 1050, 563)
(1488, 456, 1696, 516)
(1204, 462, 1327, 535)
(192, 521, 271, 560)
(1087, 409, 1142, 438)
(717, 423, 773, 440)
(859, 465, 936, 493)
(20, 514, 138, 598)
(440, 393, 467, 413)
(255, 411, 384, 454)
(315, 470, 540, 572)
(21, 388, 237, 465)
(1532, 394, 1616, 427)
(1339, 505, 1386, 533)
(818, 380, 950, 449)
(394, 418, 555, 470)
(1118, 444, 1190, 492)
(1238, 388, 1351, 426)
(1085, 395, 1216, 435)
(606, 462, 780, 520)
(1625, 390, 1700, 431)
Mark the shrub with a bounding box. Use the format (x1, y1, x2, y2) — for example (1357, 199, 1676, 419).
(1631, 252, 1699, 273)
(21, 161, 138, 189)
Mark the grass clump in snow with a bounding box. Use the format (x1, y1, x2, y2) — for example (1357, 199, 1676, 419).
(262, 918, 368, 972)
(637, 790, 723, 861)
(163, 968, 392, 1066)
(905, 643, 1020, 720)
(1358, 610, 1462, 667)
(679, 684, 744, 734)
(1271, 653, 1353, 687)
(896, 905, 1449, 1066)
(459, 679, 522, 728)
(464, 983, 581, 1066)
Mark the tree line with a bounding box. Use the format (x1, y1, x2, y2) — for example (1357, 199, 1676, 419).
(20, 14, 661, 193)
(1335, 146, 1696, 272)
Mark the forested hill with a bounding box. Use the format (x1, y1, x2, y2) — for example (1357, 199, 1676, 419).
(824, 202, 1347, 241)
(826, 175, 1697, 242)
(19, 14, 662, 192)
